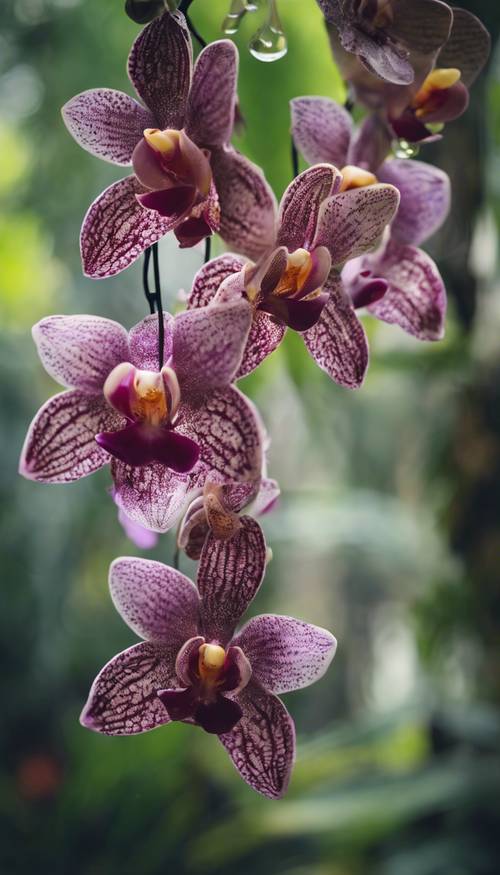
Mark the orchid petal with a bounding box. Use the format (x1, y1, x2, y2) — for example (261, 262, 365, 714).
(188, 254, 247, 309)
(128, 313, 174, 371)
(197, 516, 266, 645)
(378, 159, 450, 246)
(185, 40, 237, 147)
(347, 113, 392, 172)
(62, 89, 155, 165)
(33, 315, 129, 392)
(390, 0, 453, 63)
(249, 478, 280, 517)
(111, 459, 189, 533)
(437, 6, 491, 86)
(80, 642, 173, 735)
(210, 146, 278, 261)
(171, 301, 252, 395)
(303, 273, 369, 388)
(80, 176, 175, 279)
(117, 505, 159, 549)
(233, 615, 337, 695)
(219, 681, 295, 799)
(237, 312, 286, 379)
(366, 238, 447, 340)
(96, 422, 200, 472)
(127, 10, 192, 129)
(278, 164, 341, 252)
(19, 391, 120, 483)
(314, 183, 400, 266)
(290, 96, 352, 167)
(109, 557, 200, 645)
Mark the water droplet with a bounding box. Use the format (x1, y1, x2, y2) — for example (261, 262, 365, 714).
(249, 0, 287, 62)
(391, 138, 420, 159)
(222, 0, 248, 35)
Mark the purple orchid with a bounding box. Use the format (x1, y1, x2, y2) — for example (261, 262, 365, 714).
(62, 10, 276, 278)
(316, 0, 453, 86)
(19, 303, 264, 532)
(177, 475, 280, 560)
(81, 540, 336, 797)
(291, 98, 448, 340)
(187, 165, 399, 387)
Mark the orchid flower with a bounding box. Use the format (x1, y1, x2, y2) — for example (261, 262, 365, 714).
(316, 0, 453, 86)
(291, 98, 448, 340)
(81, 543, 336, 797)
(62, 10, 276, 278)
(177, 475, 280, 559)
(19, 303, 264, 532)
(187, 165, 399, 387)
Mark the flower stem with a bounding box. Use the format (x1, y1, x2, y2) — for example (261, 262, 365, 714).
(152, 242, 165, 370)
(142, 247, 156, 315)
(178, 0, 207, 48)
(204, 236, 212, 264)
(291, 138, 299, 179)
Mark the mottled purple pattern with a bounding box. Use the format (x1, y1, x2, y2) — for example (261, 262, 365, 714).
(378, 159, 450, 246)
(188, 255, 246, 310)
(110, 557, 200, 645)
(117, 505, 159, 549)
(111, 460, 190, 533)
(80, 642, 174, 735)
(210, 146, 278, 261)
(249, 478, 280, 517)
(33, 315, 129, 392)
(62, 89, 155, 165)
(290, 97, 352, 168)
(19, 391, 121, 483)
(127, 10, 192, 129)
(234, 615, 337, 694)
(315, 183, 400, 266)
(81, 176, 175, 278)
(437, 6, 490, 86)
(219, 681, 295, 799)
(128, 313, 174, 371)
(185, 41, 237, 147)
(303, 273, 369, 388)
(277, 165, 340, 252)
(236, 312, 286, 379)
(197, 517, 266, 644)
(171, 302, 252, 395)
(364, 238, 447, 340)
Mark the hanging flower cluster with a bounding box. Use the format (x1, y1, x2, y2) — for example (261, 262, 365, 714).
(19, 2, 490, 798)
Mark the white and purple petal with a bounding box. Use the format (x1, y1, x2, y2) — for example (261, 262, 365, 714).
(303, 273, 369, 388)
(80, 642, 173, 735)
(378, 159, 450, 246)
(237, 311, 286, 379)
(127, 10, 192, 129)
(188, 254, 247, 310)
(185, 40, 237, 147)
(210, 146, 278, 261)
(233, 615, 337, 695)
(111, 459, 189, 533)
(219, 681, 295, 799)
(80, 176, 176, 279)
(62, 89, 155, 165)
(290, 96, 352, 168)
(19, 390, 121, 483)
(33, 315, 129, 392)
(197, 516, 266, 644)
(277, 164, 341, 252)
(128, 313, 174, 371)
(109, 557, 200, 645)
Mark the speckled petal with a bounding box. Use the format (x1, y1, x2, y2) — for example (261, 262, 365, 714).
(128, 313, 175, 371)
(314, 183, 400, 266)
(172, 301, 252, 395)
(237, 311, 286, 378)
(109, 557, 200, 645)
(80, 642, 174, 736)
(33, 315, 129, 392)
(249, 477, 280, 517)
(437, 6, 490, 86)
(366, 238, 447, 340)
(378, 159, 450, 246)
(188, 254, 247, 309)
(19, 391, 120, 483)
(303, 273, 369, 388)
(127, 10, 192, 129)
(80, 176, 175, 279)
(233, 615, 337, 694)
(290, 96, 352, 167)
(278, 164, 341, 252)
(185, 40, 237, 147)
(197, 516, 266, 644)
(62, 89, 155, 165)
(219, 681, 295, 799)
(111, 459, 189, 533)
(210, 146, 278, 261)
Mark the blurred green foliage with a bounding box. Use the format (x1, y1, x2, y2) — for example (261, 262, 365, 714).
(1, 0, 500, 873)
